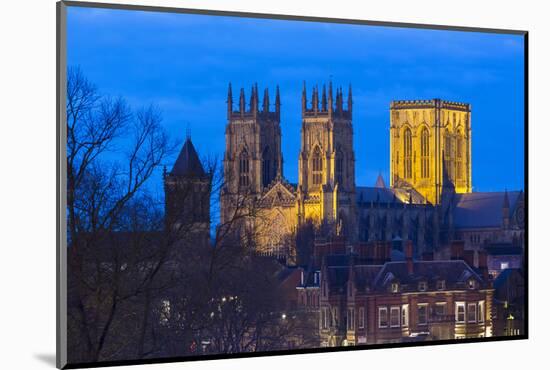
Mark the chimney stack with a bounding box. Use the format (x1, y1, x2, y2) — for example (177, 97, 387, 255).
(463, 250, 475, 267)
(405, 240, 414, 275)
(385, 241, 392, 262)
(450, 240, 465, 260)
(478, 250, 489, 280)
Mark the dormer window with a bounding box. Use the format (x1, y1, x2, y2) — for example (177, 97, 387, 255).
(391, 282, 400, 293)
(418, 281, 427, 292)
(468, 279, 476, 290)
(437, 280, 446, 290)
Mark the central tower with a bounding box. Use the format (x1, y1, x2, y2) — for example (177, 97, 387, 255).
(389, 99, 472, 204)
(297, 82, 356, 239)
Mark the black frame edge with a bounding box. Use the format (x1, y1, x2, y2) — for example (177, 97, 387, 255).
(56, 1, 529, 368)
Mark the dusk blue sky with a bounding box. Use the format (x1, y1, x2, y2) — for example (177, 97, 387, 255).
(67, 6, 525, 199)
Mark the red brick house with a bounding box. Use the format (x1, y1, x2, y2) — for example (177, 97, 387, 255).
(317, 241, 494, 346)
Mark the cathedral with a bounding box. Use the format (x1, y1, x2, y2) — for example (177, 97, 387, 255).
(169, 82, 524, 266)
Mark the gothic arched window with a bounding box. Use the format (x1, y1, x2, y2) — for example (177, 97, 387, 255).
(239, 149, 250, 187)
(403, 128, 412, 179)
(420, 127, 429, 178)
(456, 136, 463, 180)
(336, 150, 344, 185)
(262, 147, 271, 187)
(312, 147, 323, 186)
(444, 130, 452, 181)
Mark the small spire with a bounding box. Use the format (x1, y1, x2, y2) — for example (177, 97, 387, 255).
(312, 85, 319, 113)
(249, 85, 256, 113)
(302, 81, 307, 113)
(328, 81, 333, 114)
(227, 83, 233, 119)
(348, 84, 353, 113)
(263, 88, 270, 112)
(239, 88, 245, 114)
(275, 85, 281, 115)
(322, 84, 327, 111)
(186, 123, 191, 141)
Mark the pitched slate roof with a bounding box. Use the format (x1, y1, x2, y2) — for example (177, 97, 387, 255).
(485, 244, 523, 256)
(323, 258, 485, 294)
(452, 191, 521, 229)
(356, 186, 401, 204)
(372, 260, 484, 292)
(170, 138, 206, 177)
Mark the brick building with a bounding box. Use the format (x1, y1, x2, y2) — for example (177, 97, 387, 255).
(309, 240, 493, 346)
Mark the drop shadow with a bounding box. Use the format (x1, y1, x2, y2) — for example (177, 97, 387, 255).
(34, 353, 56, 367)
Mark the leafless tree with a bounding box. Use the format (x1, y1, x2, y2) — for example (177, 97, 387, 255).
(66, 68, 317, 364)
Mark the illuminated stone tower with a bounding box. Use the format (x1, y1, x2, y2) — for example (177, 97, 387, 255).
(389, 99, 472, 204)
(220, 83, 282, 224)
(297, 82, 356, 239)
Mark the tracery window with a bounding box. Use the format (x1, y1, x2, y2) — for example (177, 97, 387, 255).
(404, 128, 412, 179)
(420, 127, 430, 178)
(239, 149, 250, 187)
(312, 147, 323, 185)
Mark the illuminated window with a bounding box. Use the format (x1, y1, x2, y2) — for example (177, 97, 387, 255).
(478, 301, 485, 323)
(391, 282, 399, 293)
(418, 304, 428, 325)
(390, 306, 401, 327)
(312, 147, 323, 185)
(420, 127, 430, 178)
(445, 131, 452, 181)
(456, 137, 463, 180)
(418, 281, 427, 292)
(402, 304, 409, 327)
(501, 262, 510, 270)
(321, 307, 328, 329)
(347, 308, 355, 331)
(456, 302, 465, 323)
(404, 128, 412, 179)
(467, 303, 477, 323)
(238, 149, 250, 187)
(378, 307, 388, 328)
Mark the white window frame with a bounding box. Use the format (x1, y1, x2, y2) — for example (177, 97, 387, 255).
(417, 304, 428, 326)
(456, 302, 466, 323)
(321, 307, 328, 329)
(378, 307, 388, 328)
(358, 306, 365, 329)
(418, 281, 427, 292)
(478, 301, 485, 323)
(391, 282, 399, 293)
(347, 308, 355, 331)
(468, 279, 476, 290)
(401, 304, 409, 327)
(437, 280, 446, 290)
(390, 306, 401, 328)
(467, 302, 477, 323)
